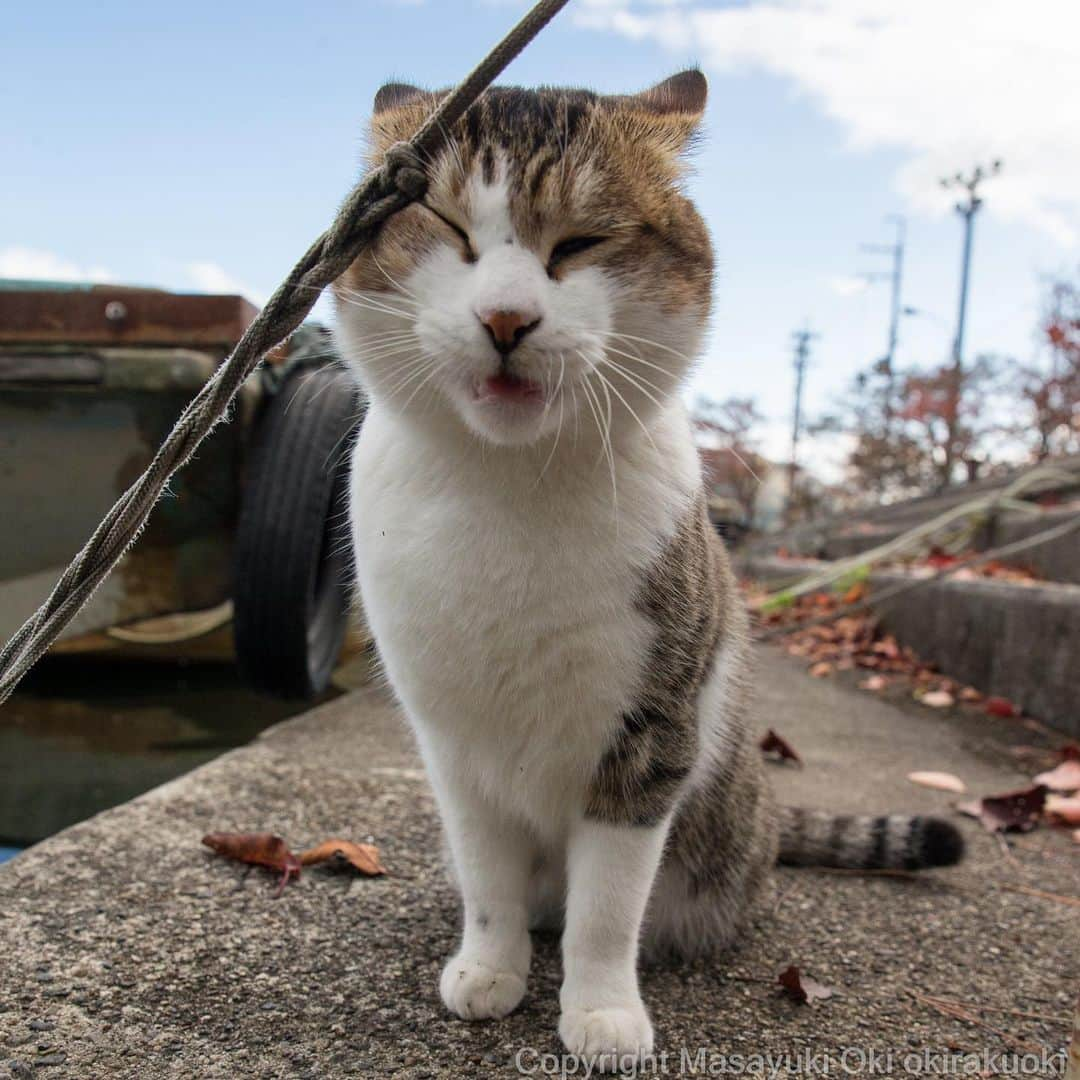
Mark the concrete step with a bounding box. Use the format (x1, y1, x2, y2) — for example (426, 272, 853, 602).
(743, 556, 1080, 737)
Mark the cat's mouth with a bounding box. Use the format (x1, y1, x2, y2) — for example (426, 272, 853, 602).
(474, 371, 545, 406)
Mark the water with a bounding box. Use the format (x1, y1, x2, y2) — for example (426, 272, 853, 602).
(0, 655, 345, 848)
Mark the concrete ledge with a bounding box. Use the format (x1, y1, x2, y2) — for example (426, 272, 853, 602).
(1, 658, 1077, 1077)
(744, 557, 1080, 738)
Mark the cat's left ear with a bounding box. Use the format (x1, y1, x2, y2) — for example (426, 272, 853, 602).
(623, 69, 707, 153)
(632, 70, 708, 117)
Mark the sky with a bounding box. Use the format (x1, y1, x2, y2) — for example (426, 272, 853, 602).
(3, 0, 1079, 472)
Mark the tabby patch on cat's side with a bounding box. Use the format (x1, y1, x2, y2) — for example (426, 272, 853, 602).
(335, 71, 963, 1071)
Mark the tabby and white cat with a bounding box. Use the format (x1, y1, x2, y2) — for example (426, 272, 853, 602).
(335, 72, 962, 1069)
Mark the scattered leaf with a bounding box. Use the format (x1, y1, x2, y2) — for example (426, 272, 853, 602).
(1045, 795, 1080, 827)
(1034, 759, 1080, 793)
(908, 771, 967, 794)
(299, 838, 387, 876)
(759, 728, 803, 767)
(920, 690, 955, 709)
(859, 675, 888, 692)
(777, 965, 834, 1005)
(959, 686, 983, 703)
(809, 661, 834, 678)
(202, 832, 302, 897)
(985, 696, 1019, 719)
(840, 581, 868, 605)
(956, 784, 1048, 833)
(1072, 829, 1080, 845)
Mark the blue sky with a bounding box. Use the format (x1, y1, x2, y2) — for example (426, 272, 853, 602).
(3, 0, 1078, 469)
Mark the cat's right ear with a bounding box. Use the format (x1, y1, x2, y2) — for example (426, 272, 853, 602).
(374, 82, 428, 114)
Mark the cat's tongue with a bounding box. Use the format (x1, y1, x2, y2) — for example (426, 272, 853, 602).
(482, 372, 543, 403)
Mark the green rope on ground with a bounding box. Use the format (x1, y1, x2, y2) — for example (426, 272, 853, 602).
(0, 0, 572, 704)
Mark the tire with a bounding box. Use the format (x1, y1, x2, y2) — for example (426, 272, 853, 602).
(233, 363, 363, 699)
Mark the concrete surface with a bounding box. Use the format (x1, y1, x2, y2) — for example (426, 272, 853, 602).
(1, 651, 1077, 1078)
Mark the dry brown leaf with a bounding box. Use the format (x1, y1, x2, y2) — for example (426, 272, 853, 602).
(299, 838, 387, 876)
(920, 690, 955, 709)
(809, 661, 834, 678)
(859, 675, 888, 692)
(985, 696, 1019, 719)
(759, 729, 803, 767)
(956, 784, 1048, 833)
(1072, 828, 1080, 845)
(202, 832, 302, 896)
(777, 965, 834, 1005)
(908, 771, 967, 794)
(1034, 759, 1080, 793)
(959, 686, 983, 703)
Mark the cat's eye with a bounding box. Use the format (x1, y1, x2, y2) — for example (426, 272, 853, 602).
(548, 235, 606, 269)
(423, 204, 476, 263)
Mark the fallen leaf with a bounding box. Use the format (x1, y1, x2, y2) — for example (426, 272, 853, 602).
(759, 729, 803, 767)
(859, 675, 888, 692)
(1073, 829, 1080, 845)
(202, 832, 302, 896)
(777, 965, 833, 1005)
(841, 581, 868, 605)
(1045, 795, 1080, 827)
(959, 686, 983, 703)
(809, 661, 834, 678)
(299, 838, 387, 876)
(1062, 744, 1080, 762)
(1034, 759, 1080, 793)
(920, 690, 955, 709)
(985, 696, 1019, 719)
(956, 785, 1048, 833)
(908, 771, 967, 794)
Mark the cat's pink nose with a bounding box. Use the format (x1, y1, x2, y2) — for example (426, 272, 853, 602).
(478, 309, 541, 355)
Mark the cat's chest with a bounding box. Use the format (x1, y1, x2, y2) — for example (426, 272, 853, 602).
(348, 410, 688, 714)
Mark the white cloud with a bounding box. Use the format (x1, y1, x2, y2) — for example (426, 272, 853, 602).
(828, 275, 869, 297)
(0, 246, 114, 283)
(184, 261, 266, 305)
(577, 0, 1080, 246)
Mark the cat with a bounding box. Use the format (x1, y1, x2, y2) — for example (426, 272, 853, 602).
(335, 71, 963, 1070)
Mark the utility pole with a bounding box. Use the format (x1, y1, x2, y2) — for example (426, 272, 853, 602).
(860, 215, 906, 442)
(787, 325, 817, 522)
(940, 160, 1001, 486)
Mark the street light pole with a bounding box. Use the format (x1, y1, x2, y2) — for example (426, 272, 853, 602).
(940, 161, 1001, 486)
(787, 324, 818, 522)
(860, 215, 906, 442)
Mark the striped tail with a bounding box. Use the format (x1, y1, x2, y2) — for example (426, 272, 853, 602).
(778, 807, 965, 871)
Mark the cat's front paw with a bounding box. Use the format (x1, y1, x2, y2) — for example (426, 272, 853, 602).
(558, 1003, 654, 1071)
(440, 953, 527, 1020)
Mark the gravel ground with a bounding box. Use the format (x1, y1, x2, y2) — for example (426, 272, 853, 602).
(0, 651, 1076, 1078)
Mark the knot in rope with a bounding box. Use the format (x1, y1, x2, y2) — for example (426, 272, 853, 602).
(385, 143, 429, 201)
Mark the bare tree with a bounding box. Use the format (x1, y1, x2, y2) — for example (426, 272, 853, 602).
(1016, 271, 1080, 460)
(692, 396, 770, 525)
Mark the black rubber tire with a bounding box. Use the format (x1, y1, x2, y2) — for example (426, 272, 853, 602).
(233, 364, 362, 699)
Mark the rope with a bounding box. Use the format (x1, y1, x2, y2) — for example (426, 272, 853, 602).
(756, 511, 1080, 642)
(0, 0, 572, 704)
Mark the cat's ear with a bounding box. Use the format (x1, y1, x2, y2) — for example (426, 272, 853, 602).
(373, 82, 428, 114)
(631, 70, 708, 118)
(622, 70, 707, 154)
